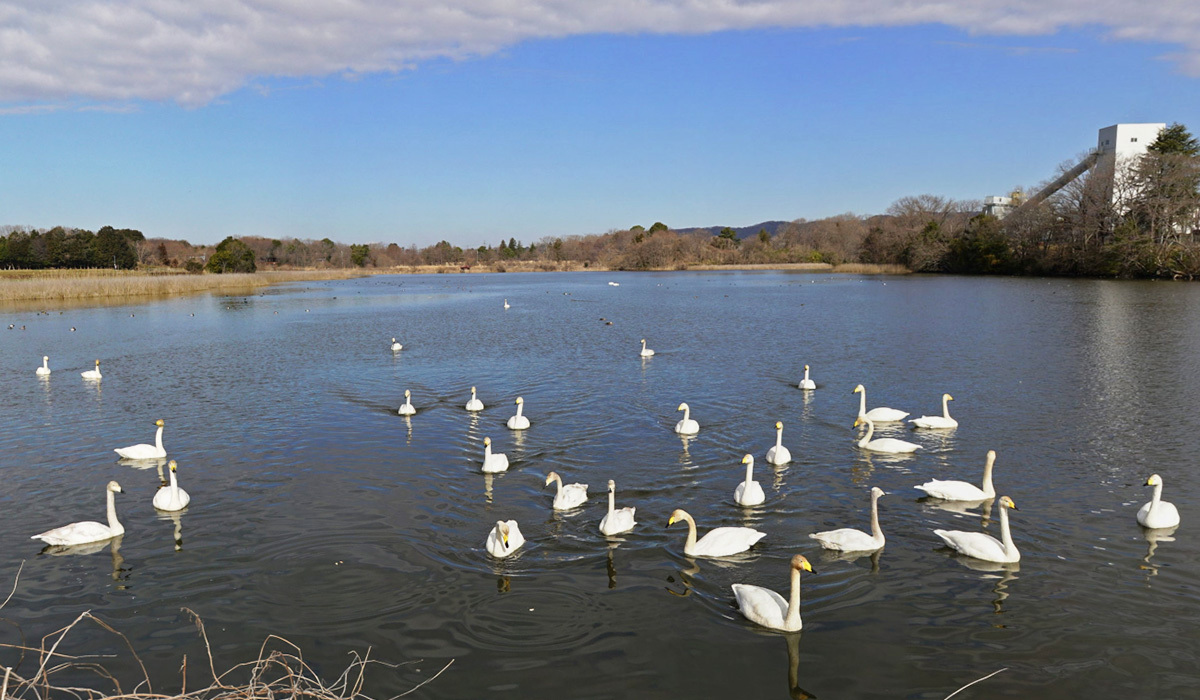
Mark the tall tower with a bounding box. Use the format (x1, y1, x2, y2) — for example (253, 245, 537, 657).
(1096, 123, 1165, 209)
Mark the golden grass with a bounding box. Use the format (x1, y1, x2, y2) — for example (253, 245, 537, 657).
(682, 263, 834, 272)
(0, 270, 365, 303)
(830, 263, 912, 275)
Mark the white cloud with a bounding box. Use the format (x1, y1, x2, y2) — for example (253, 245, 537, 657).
(1, 0, 1198, 107)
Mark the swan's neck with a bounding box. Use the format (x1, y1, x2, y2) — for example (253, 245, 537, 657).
(484, 443, 493, 459)
(743, 460, 755, 487)
(552, 475, 563, 496)
(858, 419, 874, 446)
(869, 492, 883, 541)
(683, 513, 697, 553)
(42, 357, 48, 369)
(998, 505, 1015, 554)
(942, 395, 951, 419)
(682, 406, 691, 421)
(981, 456, 996, 497)
(775, 429, 783, 450)
(516, 402, 524, 418)
(785, 567, 802, 629)
(803, 367, 810, 382)
(169, 469, 180, 498)
(155, 426, 164, 452)
(1151, 481, 1164, 508)
(106, 490, 124, 535)
(471, 388, 477, 399)
(858, 390, 867, 417)
(608, 489, 616, 515)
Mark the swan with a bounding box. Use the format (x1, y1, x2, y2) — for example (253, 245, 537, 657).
(398, 389, 416, 416)
(545, 471, 588, 510)
(486, 520, 525, 558)
(1138, 474, 1181, 529)
(36, 355, 51, 376)
(507, 397, 530, 430)
(81, 359, 102, 380)
(854, 416, 921, 454)
(31, 481, 125, 546)
(115, 419, 167, 459)
(735, 454, 766, 506)
(934, 496, 1020, 563)
(765, 421, 792, 465)
(640, 338, 655, 357)
(599, 479, 637, 535)
(916, 450, 996, 501)
(732, 554, 814, 632)
(465, 386, 484, 411)
(152, 460, 191, 511)
(675, 403, 699, 435)
(810, 487, 887, 552)
(503, 299, 511, 309)
(798, 364, 815, 390)
(667, 508, 766, 557)
(390, 337, 403, 351)
(481, 437, 509, 473)
(910, 393, 958, 429)
(853, 384, 908, 422)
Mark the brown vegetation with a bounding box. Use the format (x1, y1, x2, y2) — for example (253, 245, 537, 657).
(0, 270, 365, 303)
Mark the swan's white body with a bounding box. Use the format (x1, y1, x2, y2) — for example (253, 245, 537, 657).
(735, 454, 765, 506)
(674, 402, 699, 435)
(465, 386, 484, 412)
(732, 555, 813, 632)
(507, 397, 530, 430)
(115, 420, 167, 459)
(31, 481, 125, 546)
(797, 365, 815, 390)
(854, 417, 921, 454)
(36, 355, 51, 376)
(910, 393, 958, 429)
(81, 360, 102, 380)
(1138, 474, 1181, 529)
(853, 384, 907, 422)
(390, 337, 403, 351)
(152, 460, 191, 511)
(640, 339, 655, 357)
(934, 496, 1021, 563)
(668, 508, 766, 557)
(916, 450, 996, 501)
(810, 487, 886, 552)
(398, 389, 416, 416)
(546, 471, 588, 510)
(481, 437, 509, 473)
(599, 479, 636, 535)
(765, 421, 792, 465)
(486, 520, 525, 558)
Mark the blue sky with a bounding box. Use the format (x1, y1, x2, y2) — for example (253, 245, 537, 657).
(2, 1, 1199, 248)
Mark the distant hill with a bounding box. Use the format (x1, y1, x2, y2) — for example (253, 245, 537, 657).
(674, 221, 794, 239)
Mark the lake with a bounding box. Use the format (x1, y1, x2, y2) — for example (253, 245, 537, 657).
(0, 271, 1197, 699)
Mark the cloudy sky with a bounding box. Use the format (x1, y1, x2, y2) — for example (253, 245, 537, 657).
(2, 0, 1199, 246)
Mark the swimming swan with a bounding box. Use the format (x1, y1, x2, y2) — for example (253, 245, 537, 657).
(765, 421, 792, 465)
(854, 416, 920, 454)
(675, 403, 699, 435)
(810, 487, 887, 552)
(732, 554, 814, 632)
(481, 437, 509, 473)
(465, 386, 484, 412)
(115, 419, 167, 460)
(31, 481, 125, 546)
(599, 479, 637, 535)
(853, 384, 908, 422)
(152, 460, 191, 511)
(507, 397, 530, 430)
(668, 508, 766, 557)
(916, 450, 996, 501)
(486, 520, 525, 558)
(391, 337, 403, 351)
(934, 496, 1020, 563)
(81, 359, 102, 380)
(36, 355, 51, 376)
(1138, 474, 1181, 529)
(735, 454, 766, 506)
(503, 299, 511, 310)
(398, 389, 416, 416)
(640, 339, 655, 357)
(798, 365, 815, 390)
(545, 471, 588, 510)
(910, 393, 958, 429)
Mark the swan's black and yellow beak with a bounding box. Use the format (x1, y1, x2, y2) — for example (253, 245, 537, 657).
(667, 515, 676, 527)
(802, 560, 813, 573)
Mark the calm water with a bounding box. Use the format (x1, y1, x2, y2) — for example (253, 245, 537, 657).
(1, 271, 1198, 699)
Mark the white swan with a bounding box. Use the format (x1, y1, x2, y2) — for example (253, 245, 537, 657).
(36, 355, 51, 376)
(152, 460, 191, 511)
(507, 397, 530, 430)
(675, 402, 699, 435)
(810, 487, 887, 552)
(545, 471, 588, 510)
(854, 416, 921, 454)
(732, 554, 814, 632)
(668, 508, 765, 557)
(465, 386, 484, 411)
(81, 359, 102, 380)
(765, 421, 791, 465)
(115, 419, 167, 459)
(735, 454, 766, 506)
(934, 496, 1020, 563)
(797, 364, 815, 390)
(390, 337, 403, 351)
(916, 450, 996, 501)
(1138, 474, 1181, 529)
(503, 299, 511, 310)
(481, 437, 509, 473)
(486, 520, 525, 558)
(31, 481, 125, 546)
(599, 479, 637, 535)
(398, 389, 416, 416)
(910, 393, 958, 429)
(853, 384, 908, 422)
(640, 338, 655, 357)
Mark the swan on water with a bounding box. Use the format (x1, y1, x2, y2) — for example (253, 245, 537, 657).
(81, 359, 102, 380)
(798, 365, 815, 390)
(545, 471, 588, 510)
(640, 339, 655, 357)
(732, 554, 814, 632)
(465, 386, 484, 411)
(765, 421, 792, 465)
(36, 355, 51, 376)
(486, 520, 525, 558)
(854, 416, 920, 454)
(735, 454, 766, 507)
(910, 393, 958, 429)
(853, 384, 908, 422)
(599, 480, 637, 535)
(667, 508, 765, 557)
(31, 481, 125, 546)
(504, 299, 511, 309)
(675, 403, 699, 435)
(115, 419, 167, 460)
(481, 437, 509, 473)
(916, 450, 997, 501)
(810, 487, 887, 552)
(1138, 474, 1181, 529)
(934, 496, 1021, 563)
(507, 397, 530, 430)
(152, 460, 191, 511)
(390, 337, 403, 351)
(398, 389, 416, 416)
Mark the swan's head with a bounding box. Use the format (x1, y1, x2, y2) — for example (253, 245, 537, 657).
(168, 460, 178, 473)
(775, 421, 783, 430)
(515, 397, 523, 405)
(484, 437, 492, 447)
(544, 471, 560, 487)
(667, 508, 689, 527)
(608, 479, 616, 491)
(392, 337, 397, 342)
(944, 393, 954, 401)
(677, 402, 689, 412)
(43, 355, 48, 361)
(471, 386, 477, 394)
(155, 419, 165, 427)
(853, 384, 864, 394)
(1146, 474, 1162, 487)
(641, 338, 646, 343)
(791, 554, 813, 573)
(107, 480, 123, 494)
(741, 454, 753, 465)
(985, 450, 996, 465)
(804, 364, 810, 371)
(1000, 496, 1018, 510)
(871, 486, 887, 499)
(405, 389, 411, 398)
(495, 520, 510, 545)
(94, 359, 101, 366)
(853, 416, 866, 428)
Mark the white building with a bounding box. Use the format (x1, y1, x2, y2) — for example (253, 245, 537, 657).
(1096, 123, 1165, 208)
(982, 195, 1014, 219)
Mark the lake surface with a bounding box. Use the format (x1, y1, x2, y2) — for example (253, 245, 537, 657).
(1, 271, 1197, 699)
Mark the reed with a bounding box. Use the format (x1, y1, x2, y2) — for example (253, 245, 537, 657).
(830, 263, 912, 275)
(0, 270, 364, 303)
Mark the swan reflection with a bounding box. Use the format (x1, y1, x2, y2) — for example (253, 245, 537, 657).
(1140, 525, 1178, 576)
(158, 510, 185, 551)
(784, 633, 817, 700)
(43, 535, 127, 582)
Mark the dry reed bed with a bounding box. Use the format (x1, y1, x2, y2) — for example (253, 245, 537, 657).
(830, 263, 912, 274)
(0, 271, 364, 302)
